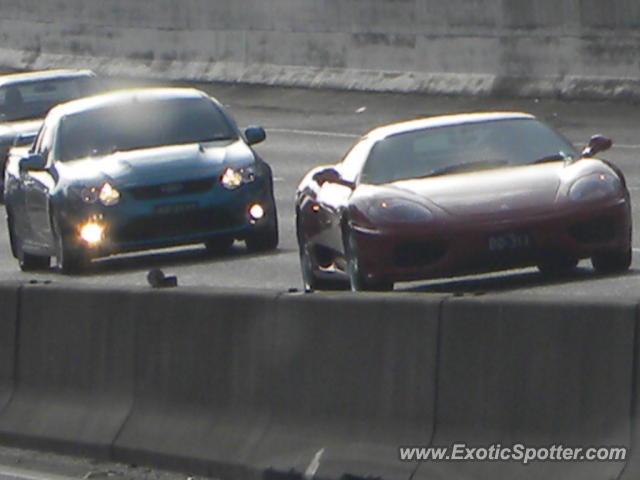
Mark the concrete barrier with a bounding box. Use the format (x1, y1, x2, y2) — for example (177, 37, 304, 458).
(253, 293, 443, 480)
(423, 294, 636, 480)
(0, 283, 19, 414)
(112, 288, 280, 479)
(0, 1, 640, 98)
(0, 284, 637, 479)
(0, 284, 134, 458)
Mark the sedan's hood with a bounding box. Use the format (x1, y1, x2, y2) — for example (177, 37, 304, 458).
(388, 163, 564, 217)
(0, 119, 43, 142)
(57, 139, 254, 187)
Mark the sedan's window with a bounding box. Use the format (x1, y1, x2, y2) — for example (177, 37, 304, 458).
(0, 76, 101, 122)
(56, 98, 237, 162)
(360, 118, 578, 185)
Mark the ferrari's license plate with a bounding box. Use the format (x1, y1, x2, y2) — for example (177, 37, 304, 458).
(155, 202, 198, 215)
(488, 232, 532, 252)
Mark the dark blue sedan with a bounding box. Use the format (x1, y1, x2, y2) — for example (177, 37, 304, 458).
(4, 88, 278, 273)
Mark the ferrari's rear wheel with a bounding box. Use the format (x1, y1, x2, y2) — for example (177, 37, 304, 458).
(537, 256, 578, 276)
(8, 213, 50, 271)
(591, 247, 632, 274)
(345, 230, 393, 292)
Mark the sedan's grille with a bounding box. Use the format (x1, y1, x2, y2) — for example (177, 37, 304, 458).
(112, 209, 242, 243)
(127, 178, 217, 200)
(569, 216, 616, 243)
(394, 241, 448, 268)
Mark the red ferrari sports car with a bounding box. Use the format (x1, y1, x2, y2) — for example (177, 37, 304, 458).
(295, 112, 631, 291)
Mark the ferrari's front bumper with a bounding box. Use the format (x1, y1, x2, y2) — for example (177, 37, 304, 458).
(351, 197, 631, 283)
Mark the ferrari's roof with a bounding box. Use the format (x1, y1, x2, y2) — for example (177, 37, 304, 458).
(0, 69, 95, 88)
(47, 87, 211, 120)
(366, 112, 535, 141)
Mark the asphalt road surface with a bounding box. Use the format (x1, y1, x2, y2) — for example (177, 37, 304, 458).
(3, 79, 640, 297)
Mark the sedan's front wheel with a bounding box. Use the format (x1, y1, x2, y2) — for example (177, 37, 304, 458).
(246, 216, 278, 253)
(56, 232, 90, 274)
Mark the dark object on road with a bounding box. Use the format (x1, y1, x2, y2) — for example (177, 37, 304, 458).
(0, 69, 104, 199)
(4, 87, 278, 274)
(295, 112, 631, 291)
(147, 268, 177, 288)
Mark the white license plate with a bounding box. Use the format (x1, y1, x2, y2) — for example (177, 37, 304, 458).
(488, 232, 532, 252)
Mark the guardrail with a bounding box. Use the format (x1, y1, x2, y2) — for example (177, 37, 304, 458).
(0, 283, 637, 480)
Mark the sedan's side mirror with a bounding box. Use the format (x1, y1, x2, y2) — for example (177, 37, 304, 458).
(19, 153, 46, 171)
(581, 135, 612, 158)
(13, 133, 37, 147)
(245, 126, 266, 146)
(312, 168, 355, 189)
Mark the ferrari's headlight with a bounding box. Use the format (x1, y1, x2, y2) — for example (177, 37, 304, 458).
(569, 173, 621, 202)
(366, 199, 433, 223)
(221, 167, 256, 190)
(99, 182, 120, 206)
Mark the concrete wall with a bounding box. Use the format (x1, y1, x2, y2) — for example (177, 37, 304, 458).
(0, 283, 639, 480)
(0, 0, 639, 98)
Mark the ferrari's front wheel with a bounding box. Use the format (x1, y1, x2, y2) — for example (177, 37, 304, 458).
(298, 240, 347, 291)
(345, 230, 393, 292)
(537, 256, 578, 276)
(591, 247, 632, 274)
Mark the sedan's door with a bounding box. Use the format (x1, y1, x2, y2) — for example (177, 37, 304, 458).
(23, 122, 57, 250)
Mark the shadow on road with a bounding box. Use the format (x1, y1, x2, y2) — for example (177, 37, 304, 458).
(400, 267, 640, 295)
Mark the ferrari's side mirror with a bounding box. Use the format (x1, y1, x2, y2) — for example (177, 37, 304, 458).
(581, 135, 612, 158)
(312, 168, 355, 189)
(19, 153, 46, 171)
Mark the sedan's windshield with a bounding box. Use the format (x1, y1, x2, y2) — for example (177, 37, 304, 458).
(0, 76, 101, 122)
(57, 97, 236, 162)
(360, 118, 578, 185)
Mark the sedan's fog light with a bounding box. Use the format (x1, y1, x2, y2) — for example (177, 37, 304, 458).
(79, 222, 104, 245)
(249, 203, 265, 220)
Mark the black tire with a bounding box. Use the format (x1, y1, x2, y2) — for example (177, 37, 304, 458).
(56, 232, 90, 274)
(246, 216, 278, 253)
(537, 255, 579, 276)
(299, 240, 347, 291)
(344, 229, 393, 292)
(7, 213, 50, 271)
(592, 247, 632, 274)
(204, 236, 234, 255)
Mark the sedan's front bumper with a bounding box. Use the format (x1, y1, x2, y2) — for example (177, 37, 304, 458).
(55, 175, 275, 256)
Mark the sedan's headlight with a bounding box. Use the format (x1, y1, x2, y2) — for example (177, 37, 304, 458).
(221, 166, 255, 190)
(98, 182, 120, 206)
(569, 173, 621, 202)
(70, 182, 120, 206)
(366, 198, 433, 223)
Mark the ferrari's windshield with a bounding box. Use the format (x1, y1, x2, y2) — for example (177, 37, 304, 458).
(0, 76, 101, 123)
(360, 118, 578, 185)
(57, 97, 236, 162)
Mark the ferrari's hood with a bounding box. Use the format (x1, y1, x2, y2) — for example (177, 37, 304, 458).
(390, 163, 564, 217)
(58, 139, 254, 187)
